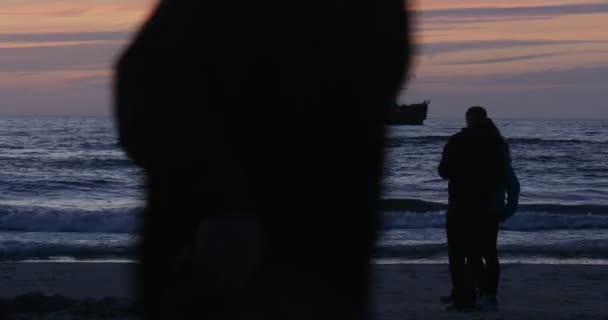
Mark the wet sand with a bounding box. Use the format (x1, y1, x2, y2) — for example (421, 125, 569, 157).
(1, 262, 607, 319)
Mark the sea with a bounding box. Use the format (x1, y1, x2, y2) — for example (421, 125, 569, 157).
(1, 116, 607, 264)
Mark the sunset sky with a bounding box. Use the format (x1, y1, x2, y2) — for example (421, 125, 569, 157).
(0, 0, 607, 118)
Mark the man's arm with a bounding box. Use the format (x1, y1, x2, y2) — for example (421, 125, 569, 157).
(438, 137, 454, 180)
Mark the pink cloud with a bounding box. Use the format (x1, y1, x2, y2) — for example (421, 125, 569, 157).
(0, 4, 89, 16)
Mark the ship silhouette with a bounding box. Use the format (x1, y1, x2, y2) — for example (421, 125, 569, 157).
(387, 100, 429, 125)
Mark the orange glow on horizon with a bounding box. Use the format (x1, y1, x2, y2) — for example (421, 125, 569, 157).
(0, 0, 606, 117)
(0, 1, 153, 33)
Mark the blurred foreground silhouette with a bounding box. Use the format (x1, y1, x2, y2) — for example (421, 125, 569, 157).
(115, 1, 411, 319)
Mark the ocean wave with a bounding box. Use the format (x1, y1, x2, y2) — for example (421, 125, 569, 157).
(382, 211, 608, 231)
(375, 240, 608, 260)
(381, 199, 447, 212)
(2, 199, 606, 234)
(0, 176, 143, 197)
(0, 144, 24, 149)
(501, 213, 608, 231)
(385, 136, 607, 147)
(507, 137, 608, 145)
(47, 157, 135, 169)
(0, 205, 141, 233)
(0, 241, 135, 261)
(1, 156, 135, 170)
(385, 135, 449, 146)
(376, 243, 446, 258)
(381, 198, 608, 215)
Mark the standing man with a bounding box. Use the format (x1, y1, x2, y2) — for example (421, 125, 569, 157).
(438, 106, 519, 311)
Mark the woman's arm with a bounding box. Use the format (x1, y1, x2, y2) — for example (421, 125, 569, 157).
(501, 163, 521, 222)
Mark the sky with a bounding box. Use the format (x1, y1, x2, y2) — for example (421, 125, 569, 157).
(0, 0, 606, 118)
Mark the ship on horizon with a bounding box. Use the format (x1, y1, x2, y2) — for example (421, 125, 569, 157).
(387, 100, 429, 125)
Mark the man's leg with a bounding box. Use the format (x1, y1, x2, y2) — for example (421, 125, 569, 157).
(445, 212, 477, 308)
(443, 212, 460, 303)
(480, 217, 500, 297)
(460, 215, 481, 308)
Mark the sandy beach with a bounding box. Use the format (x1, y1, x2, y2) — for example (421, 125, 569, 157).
(0, 262, 135, 319)
(1, 262, 607, 319)
(0, 262, 134, 300)
(373, 264, 608, 320)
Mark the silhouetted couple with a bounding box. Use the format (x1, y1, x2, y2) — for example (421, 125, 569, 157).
(438, 106, 520, 311)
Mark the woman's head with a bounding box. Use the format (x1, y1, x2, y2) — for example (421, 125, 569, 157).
(466, 105, 512, 162)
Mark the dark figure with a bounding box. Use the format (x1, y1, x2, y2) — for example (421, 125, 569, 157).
(438, 106, 519, 310)
(477, 154, 519, 310)
(114, 1, 410, 319)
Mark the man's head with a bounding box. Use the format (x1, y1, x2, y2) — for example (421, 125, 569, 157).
(466, 106, 487, 127)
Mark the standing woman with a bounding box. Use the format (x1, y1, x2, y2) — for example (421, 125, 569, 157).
(478, 114, 520, 310)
